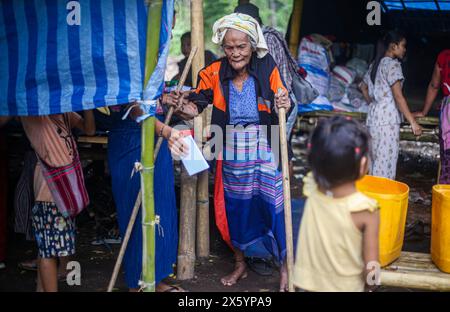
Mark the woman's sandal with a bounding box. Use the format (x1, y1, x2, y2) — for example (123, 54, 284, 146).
(162, 285, 187, 292)
(18, 260, 38, 271)
(155, 281, 187, 292)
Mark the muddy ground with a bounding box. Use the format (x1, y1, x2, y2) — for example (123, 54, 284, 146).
(0, 131, 439, 292)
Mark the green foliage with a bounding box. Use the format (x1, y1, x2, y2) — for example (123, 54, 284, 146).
(170, 0, 293, 56)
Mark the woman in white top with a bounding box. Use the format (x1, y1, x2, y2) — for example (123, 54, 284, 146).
(359, 31, 422, 179)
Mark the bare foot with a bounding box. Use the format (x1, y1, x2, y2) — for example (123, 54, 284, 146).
(221, 260, 248, 287)
(279, 262, 288, 292)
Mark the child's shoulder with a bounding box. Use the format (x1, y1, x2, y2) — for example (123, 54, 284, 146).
(302, 172, 317, 197)
(348, 192, 379, 214)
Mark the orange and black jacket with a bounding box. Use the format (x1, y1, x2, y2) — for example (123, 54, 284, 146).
(188, 52, 292, 153)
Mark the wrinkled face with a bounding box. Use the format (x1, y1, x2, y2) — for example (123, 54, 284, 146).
(181, 36, 191, 57)
(222, 29, 253, 72)
(391, 38, 407, 60)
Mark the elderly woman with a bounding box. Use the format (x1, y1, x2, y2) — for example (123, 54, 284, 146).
(184, 13, 292, 291)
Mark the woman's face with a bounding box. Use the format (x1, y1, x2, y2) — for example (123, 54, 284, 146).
(222, 29, 253, 73)
(392, 38, 407, 60)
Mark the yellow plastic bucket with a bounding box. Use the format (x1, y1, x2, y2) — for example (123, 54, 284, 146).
(356, 175, 409, 267)
(431, 185, 450, 273)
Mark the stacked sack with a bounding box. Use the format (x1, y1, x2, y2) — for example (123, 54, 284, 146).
(297, 35, 332, 106)
(328, 58, 370, 113)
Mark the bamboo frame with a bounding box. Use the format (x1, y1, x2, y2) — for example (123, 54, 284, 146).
(381, 252, 450, 291)
(299, 111, 440, 126)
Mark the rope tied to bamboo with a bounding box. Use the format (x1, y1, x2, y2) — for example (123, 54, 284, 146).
(137, 280, 156, 292)
(121, 99, 158, 123)
(130, 162, 155, 179)
(142, 215, 164, 238)
(130, 162, 164, 236)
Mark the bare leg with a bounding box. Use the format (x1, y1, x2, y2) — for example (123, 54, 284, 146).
(279, 261, 288, 292)
(221, 249, 248, 287)
(129, 288, 139, 292)
(38, 257, 58, 292)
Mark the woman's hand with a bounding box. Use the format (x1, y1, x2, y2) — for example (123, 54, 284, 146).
(162, 91, 183, 109)
(411, 120, 423, 136)
(129, 102, 144, 121)
(412, 111, 425, 118)
(174, 94, 199, 120)
(168, 128, 189, 157)
(275, 89, 291, 110)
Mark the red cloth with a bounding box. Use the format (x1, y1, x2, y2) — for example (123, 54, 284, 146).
(0, 131, 7, 262)
(437, 50, 450, 96)
(213, 160, 232, 249)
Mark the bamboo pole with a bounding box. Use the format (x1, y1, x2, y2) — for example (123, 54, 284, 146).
(177, 165, 198, 280)
(381, 270, 450, 291)
(288, 0, 304, 57)
(278, 93, 295, 292)
(191, 0, 209, 260)
(140, 0, 162, 292)
(107, 192, 142, 292)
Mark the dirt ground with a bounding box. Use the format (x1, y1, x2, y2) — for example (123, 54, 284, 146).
(0, 132, 439, 292)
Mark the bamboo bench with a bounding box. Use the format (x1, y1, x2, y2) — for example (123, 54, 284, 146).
(78, 135, 108, 145)
(381, 252, 450, 291)
(297, 111, 440, 143)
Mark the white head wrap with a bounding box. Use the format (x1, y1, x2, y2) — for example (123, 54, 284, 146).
(212, 13, 268, 58)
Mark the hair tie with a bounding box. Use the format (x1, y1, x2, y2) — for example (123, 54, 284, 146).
(355, 147, 361, 155)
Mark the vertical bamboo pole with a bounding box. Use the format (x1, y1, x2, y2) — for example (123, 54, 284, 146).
(288, 0, 304, 57)
(269, 0, 278, 28)
(177, 165, 198, 280)
(177, 0, 201, 279)
(191, 0, 209, 259)
(140, 0, 162, 292)
(278, 90, 295, 292)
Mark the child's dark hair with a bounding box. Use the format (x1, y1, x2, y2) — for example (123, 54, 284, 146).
(308, 116, 370, 190)
(370, 30, 406, 84)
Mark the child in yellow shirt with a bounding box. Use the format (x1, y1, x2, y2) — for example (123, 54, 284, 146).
(293, 116, 380, 292)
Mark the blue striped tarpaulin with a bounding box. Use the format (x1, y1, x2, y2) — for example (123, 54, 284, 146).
(0, 0, 171, 117)
(139, 0, 173, 122)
